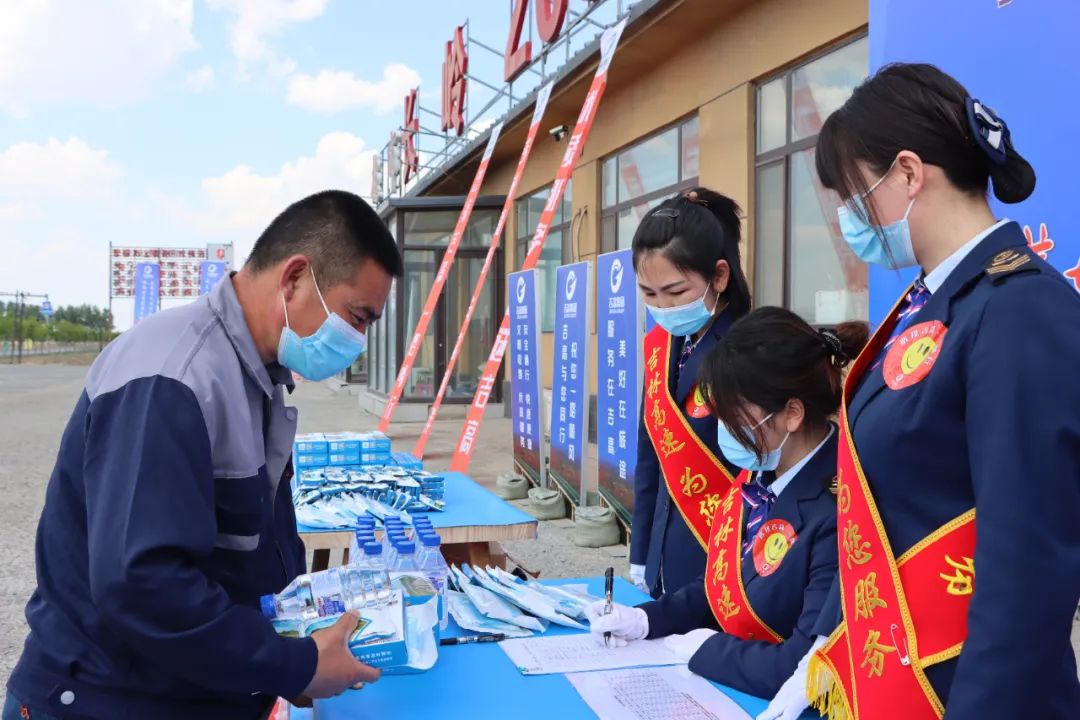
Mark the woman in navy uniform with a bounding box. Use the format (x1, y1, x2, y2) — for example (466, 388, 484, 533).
(629, 188, 752, 597)
(761, 63, 1080, 720)
(589, 308, 867, 698)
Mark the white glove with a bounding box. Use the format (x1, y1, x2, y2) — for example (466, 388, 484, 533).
(585, 600, 649, 647)
(629, 564, 648, 593)
(662, 628, 718, 662)
(756, 635, 828, 720)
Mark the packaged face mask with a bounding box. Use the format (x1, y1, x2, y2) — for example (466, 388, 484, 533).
(466, 565, 586, 630)
(449, 565, 545, 633)
(446, 590, 533, 638)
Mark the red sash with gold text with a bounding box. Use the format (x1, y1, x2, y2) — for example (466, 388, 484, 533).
(808, 291, 976, 720)
(703, 469, 784, 642)
(642, 326, 735, 550)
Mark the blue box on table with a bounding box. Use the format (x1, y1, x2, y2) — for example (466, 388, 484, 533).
(328, 450, 361, 466)
(294, 433, 328, 455)
(359, 431, 392, 452)
(324, 431, 363, 453)
(295, 453, 329, 468)
(391, 451, 423, 471)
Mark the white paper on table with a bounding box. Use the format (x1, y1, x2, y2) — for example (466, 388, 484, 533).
(566, 666, 753, 720)
(498, 633, 684, 675)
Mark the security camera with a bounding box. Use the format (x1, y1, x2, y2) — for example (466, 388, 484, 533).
(549, 124, 569, 142)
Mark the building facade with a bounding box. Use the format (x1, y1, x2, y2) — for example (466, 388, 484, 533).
(366, 0, 868, 433)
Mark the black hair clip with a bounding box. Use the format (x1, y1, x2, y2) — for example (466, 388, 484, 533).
(965, 97, 1009, 167)
(651, 208, 679, 218)
(819, 329, 848, 363)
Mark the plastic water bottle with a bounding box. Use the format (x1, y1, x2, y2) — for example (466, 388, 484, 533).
(364, 542, 392, 606)
(259, 566, 366, 621)
(349, 529, 376, 564)
(417, 534, 450, 630)
(391, 541, 420, 574)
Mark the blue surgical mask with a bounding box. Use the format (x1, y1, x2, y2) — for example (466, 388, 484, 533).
(716, 413, 790, 472)
(278, 268, 367, 381)
(837, 161, 918, 269)
(647, 286, 718, 337)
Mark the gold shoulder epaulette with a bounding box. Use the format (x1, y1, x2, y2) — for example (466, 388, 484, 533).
(985, 248, 1032, 276)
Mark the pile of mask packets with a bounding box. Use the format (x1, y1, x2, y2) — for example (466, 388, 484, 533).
(445, 564, 601, 638)
(292, 431, 446, 529)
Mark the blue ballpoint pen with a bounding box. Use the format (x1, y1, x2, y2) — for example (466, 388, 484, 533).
(603, 567, 614, 647)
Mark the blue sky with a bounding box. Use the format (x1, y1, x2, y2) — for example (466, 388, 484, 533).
(0, 0, 598, 324)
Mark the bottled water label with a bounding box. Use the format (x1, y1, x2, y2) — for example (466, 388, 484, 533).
(311, 568, 348, 617)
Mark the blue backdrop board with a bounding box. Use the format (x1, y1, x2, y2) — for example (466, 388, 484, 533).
(199, 260, 227, 296)
(869, 0, 1080, 324)
(310, 577, 798, 720)
(549, 261, 592, 505)
(295, 471, 536, 535)
(596, 250, 643, 524)
(508, 270, 546, 486)
(132, 262, 160, 324)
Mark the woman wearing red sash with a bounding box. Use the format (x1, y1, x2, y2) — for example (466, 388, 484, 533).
(590, 309, 867, 698)
(628, 188, 752, 598)
(761, 64, 1080, 720)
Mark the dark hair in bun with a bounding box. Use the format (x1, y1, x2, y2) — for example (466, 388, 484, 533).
(816, 62, 1035, 213)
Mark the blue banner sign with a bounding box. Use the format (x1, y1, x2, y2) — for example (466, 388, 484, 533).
(869, 0, 1080, 322)
(40, 300, 52, 319)
(199, 261, 227, 295)
(549, 261, 592, 505)
(133, 262, 160, 324)
(508, 269, 546, 485)
(596, 249, 642, 522)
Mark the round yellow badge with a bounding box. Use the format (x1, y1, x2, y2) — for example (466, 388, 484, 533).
(752, 519, 798, 577)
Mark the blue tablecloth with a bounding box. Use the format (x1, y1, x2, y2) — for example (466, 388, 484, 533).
(297, 471, 536, 534)
(303, 577, 779, 719)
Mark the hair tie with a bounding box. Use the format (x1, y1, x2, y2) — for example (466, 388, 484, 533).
(684, 190, 709, 207)
(965, 97, 1009, 167)
(819, 329, 849, 366)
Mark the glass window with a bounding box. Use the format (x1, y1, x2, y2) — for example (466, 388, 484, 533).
(681, 116, 700, 181)
(754, 162, 785, 307)
(515, 182, 572, 332)
(617, 126, 678, 203)
(753, 36, 868, 324)
(791, 37, 868, 142)
(756, 77, 787, 154)
(600, 116, 700, 252)
(403, 209, 498, 247)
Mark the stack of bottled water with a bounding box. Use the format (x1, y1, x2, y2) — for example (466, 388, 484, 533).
(413, 519, 449, 630)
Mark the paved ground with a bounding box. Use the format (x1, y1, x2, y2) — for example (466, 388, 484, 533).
(1, 361, 1077, 702)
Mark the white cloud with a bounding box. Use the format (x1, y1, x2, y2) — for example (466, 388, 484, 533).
(0, 137, 128, 308)
(172, 132, 376, 263)
(286, 64, 421, 114)
(0, 0, 197, 116)
(207, 0, 327, 78)
(0, 137, 123, 200)
(185, 65, 216, 92)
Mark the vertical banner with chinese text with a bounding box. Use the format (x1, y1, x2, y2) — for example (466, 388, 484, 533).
(199, 261, 227, 296)
(450, 18, 627, 472)
(379, 122, 505, 432)
(549, 261, 592, 505)
(508, 269, 546, 485)
(596, 249, 642, 522)
(133, 263, 161, 324)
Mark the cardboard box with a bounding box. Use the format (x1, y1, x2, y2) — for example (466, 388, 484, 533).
(328, 450, 362, 466)
(294, 433, 328, 455)
(295, 453, 329, 468)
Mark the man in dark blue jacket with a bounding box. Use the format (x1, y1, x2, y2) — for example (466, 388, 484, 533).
(4, 190, 402, 720)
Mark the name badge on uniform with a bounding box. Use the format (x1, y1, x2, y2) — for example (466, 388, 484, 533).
(752, 519, 798, 577)
(684, 384, 711, 419)
(883, 320, 948, 390)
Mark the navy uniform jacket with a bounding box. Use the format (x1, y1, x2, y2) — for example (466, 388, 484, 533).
(7, 278, 315, 720)
(814, 222, 1080, 718)
(630, 310, 741, 596)
(640, 429, 839, 698)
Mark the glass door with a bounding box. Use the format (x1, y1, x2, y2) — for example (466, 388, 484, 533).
(443, 250, 498, 400)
